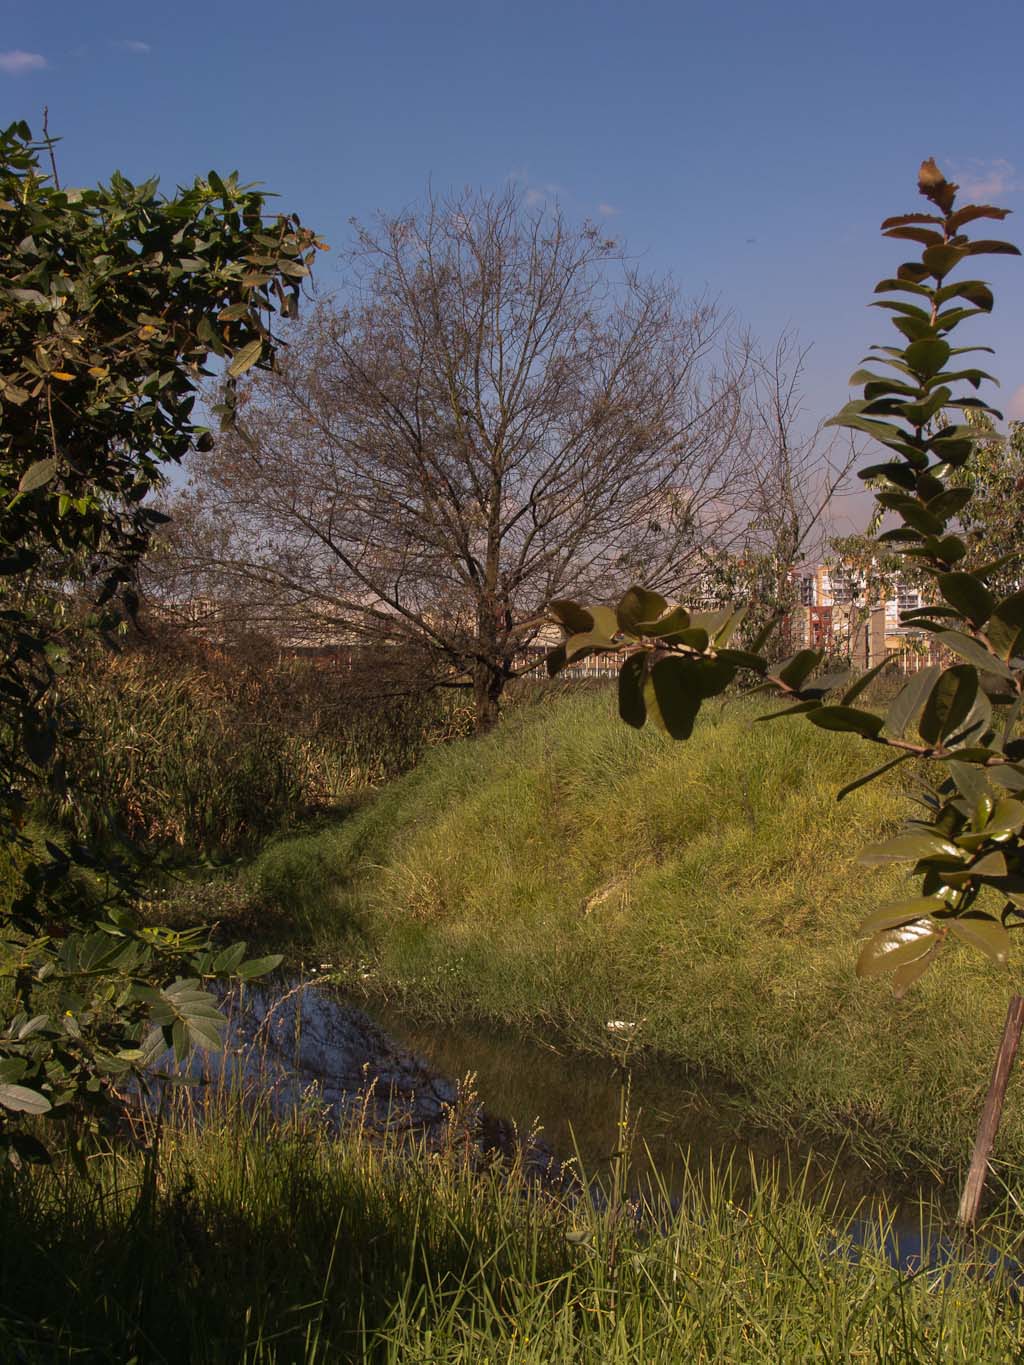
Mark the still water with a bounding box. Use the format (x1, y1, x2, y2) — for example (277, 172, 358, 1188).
(153, 975, 990, 1268)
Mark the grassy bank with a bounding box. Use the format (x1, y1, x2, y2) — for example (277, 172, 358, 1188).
(245, 690, 1024, 1171)
(3, 1097, 1023, 1363)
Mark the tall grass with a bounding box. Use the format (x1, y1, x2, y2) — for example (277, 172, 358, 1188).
(2, 1087, 1022, 1363)
(246, 691, 1024, 1171)
(49, 637, 473, 859)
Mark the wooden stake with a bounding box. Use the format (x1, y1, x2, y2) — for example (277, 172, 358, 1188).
(957, 993, 1024, 1228)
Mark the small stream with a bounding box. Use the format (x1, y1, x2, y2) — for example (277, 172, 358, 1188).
(153, 977, 1000, 1270)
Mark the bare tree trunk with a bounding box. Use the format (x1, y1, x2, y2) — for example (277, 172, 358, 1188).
(472, 659, 504, 733)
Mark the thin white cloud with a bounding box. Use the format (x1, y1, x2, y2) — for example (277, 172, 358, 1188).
(1008, 384, 1024, 421)
(949, 157, 1019, 200)
(115, 39, 151, 54)
(0, 49, 47, 75)
(597, 202, 619, 217)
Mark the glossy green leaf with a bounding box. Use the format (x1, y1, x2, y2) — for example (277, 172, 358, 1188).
(885, 666, 941, 738)
(937, 573, 994, 627)
(919, 665, 978, 745)
(672, 627, 709, 651)
(858, 832, 965, 865)
(807, 706, 884, 738)
(905, 337, 951, 378)
(755, 700, 823, 722)
(777, 649, 823, 691)
(857, 898, 944, 936)
(545, 644, 568, 677)
(550, 600, 594, 633)
(618, 653, 647, 729)
(971, 850, 1009, 877)
(890, 943, 942, 997)
(990, 764, 1024, 792)
(716, 648, 767, 673)
(945, 688, 993, 750)
(986, 798, 1024, 838)
(987, 591, 1024, 659)
(935, 631, 1015, 680)
(922, 244, 966, 278)
(616, 587, 668, 634)
(857, 923, 939, 978)
(947, 914, 1011, 965)
(237, 954, 284, 981)
(636, 605, 690, 638)
(948, 761, 990, 810)
(649, 657, 703, 740)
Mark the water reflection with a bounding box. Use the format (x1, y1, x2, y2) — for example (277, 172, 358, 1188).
(150, 977, 1011, 1268)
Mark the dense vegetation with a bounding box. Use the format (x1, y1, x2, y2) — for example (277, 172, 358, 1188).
(48, 629, 474, 858)
(4, 1088, 1023, 1362)
(242, 690, 1022, 1171)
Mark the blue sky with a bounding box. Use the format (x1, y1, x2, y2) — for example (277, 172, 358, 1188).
(4, 0, 1023, 498)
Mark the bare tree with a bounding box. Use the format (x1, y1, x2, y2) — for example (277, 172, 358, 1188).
(161, 185, 764, 730)
(704, 331, 859, 655)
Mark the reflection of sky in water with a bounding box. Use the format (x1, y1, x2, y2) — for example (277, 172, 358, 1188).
(148, 978, 1016, 1277)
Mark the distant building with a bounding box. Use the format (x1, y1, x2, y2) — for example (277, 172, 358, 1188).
(789, 562, 937, 671)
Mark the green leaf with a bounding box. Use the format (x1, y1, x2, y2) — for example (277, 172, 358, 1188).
(986, 798, 1024, 838)
(905, 337, 951, 379)
(618, 654, 647, 729)
(616, 587, 668, 634)
(857, 898, 944, 935)
(935, 631, 1015, 680)
(227, 338, 263, 377)
(987, 591, 1024, 660)
(947, 914, 1011, 965)
(550, 600, 594, 633)
(989, 765, 1024, 792)
(922, 244, 966, 278)
(971, 850, 1009, 878)
(857, 923, 939, 978)
(236, 954, 283, 981)
(948, 761, 990, 810)
(716, 649, 767, 674)
(946, 685, 993, 751)
(858, 833, 965, 865)
(807, 706, 884, 738)
(586, 606, 619, 639)
(885, 666, 941, 738)
(919, 664, 978, 744)
(890, 944, 942, 998)
(636, 606, 690, 638)
(213, 941, 248, 974)
(0, 1084, 51, 1115)
(665, 627, 705, 651)
(937, 573, 994, 627)
(18, 458, 57, 493)
(649, 657, 703, 740)
(776, 649, 823, 691)
(545, 644, 568, 677)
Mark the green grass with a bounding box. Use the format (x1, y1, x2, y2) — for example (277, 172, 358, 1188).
(3, 1094, 1024, 1363)
(245, 690, 1024, 1172)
